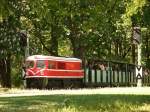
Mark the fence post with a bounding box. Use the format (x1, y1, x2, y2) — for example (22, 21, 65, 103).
(125, 64, 127, 85)
(108, 62, 112, 86)
(95, 69, 97, 85)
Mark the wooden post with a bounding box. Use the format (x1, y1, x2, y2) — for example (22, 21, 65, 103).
(133, 27, 142, 87)
(24, 31, 29, 88)
(137, 43, 142, 87)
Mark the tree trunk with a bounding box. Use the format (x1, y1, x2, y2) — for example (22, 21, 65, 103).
(114, 41, 119, 57)
(50, 24, 58, 56)
(67, 21, 84, 59)
(119, 41, 123, 57)
(0, 54, 11, 88)
(146, 35, 149, 60)
(70, 36, 84, 59)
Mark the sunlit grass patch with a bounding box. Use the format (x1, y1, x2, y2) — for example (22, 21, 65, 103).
(132, 103, 150, 112)
(0, 95, 150, 112)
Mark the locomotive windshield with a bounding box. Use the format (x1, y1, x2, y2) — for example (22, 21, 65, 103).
(36, 60, 45, 68)
(26, 61, 34, 68)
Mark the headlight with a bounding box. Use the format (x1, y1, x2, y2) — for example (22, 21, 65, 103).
(40, 70, 44, 75)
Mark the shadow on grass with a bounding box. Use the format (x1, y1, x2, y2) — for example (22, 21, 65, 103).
(0, 95, 150, 112)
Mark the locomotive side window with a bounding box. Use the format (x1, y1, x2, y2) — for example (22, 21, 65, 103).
(36, 60, 45, 68)
(26, 61, 34, 68)
(58, 62, 65, 69)
(48, 61, 56, 69)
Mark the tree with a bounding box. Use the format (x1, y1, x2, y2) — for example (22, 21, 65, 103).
(0, 0, 24, 87)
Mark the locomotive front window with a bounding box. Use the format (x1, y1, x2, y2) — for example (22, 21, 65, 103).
(26, 61, 34, 68)
(36, 60, 45, 68)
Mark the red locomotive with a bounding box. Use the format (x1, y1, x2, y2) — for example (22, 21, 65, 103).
(25, 55, 84, 88)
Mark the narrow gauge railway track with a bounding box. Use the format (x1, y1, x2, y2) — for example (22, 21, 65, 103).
(0, 87, 150, 97)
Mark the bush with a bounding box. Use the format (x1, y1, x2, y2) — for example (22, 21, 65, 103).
(11, 68, 23, 87)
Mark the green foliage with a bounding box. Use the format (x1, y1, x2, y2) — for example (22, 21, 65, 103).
(1, 0, 150, 60)
(10, 55, 23, 87)
(121, 0, 146, 27)
(58, 38, 73, 56)
(0, 17, 22, 59)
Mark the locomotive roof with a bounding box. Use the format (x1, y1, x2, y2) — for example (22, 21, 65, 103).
(26, 55, 82, 62)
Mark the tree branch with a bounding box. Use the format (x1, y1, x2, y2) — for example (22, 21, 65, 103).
(34, 29, 51, 54)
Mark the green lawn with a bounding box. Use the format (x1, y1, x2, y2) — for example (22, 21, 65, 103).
(0, 95, 150, 112)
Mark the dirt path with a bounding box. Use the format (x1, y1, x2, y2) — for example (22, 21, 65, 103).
(0, 87, 150, 97)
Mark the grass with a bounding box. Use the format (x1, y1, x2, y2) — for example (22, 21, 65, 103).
(0, 94, 150, 112)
